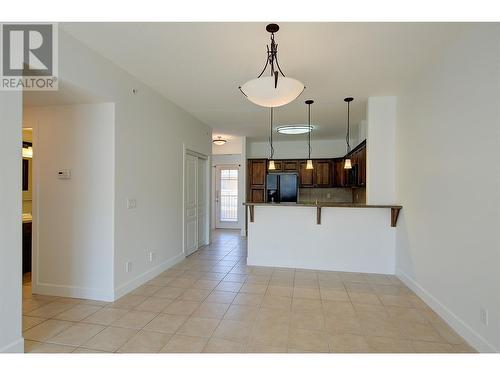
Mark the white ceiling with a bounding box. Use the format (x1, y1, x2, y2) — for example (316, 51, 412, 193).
(61, 22, 467, 141)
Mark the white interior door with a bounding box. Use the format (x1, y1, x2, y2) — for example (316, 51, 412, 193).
(197, 157, 208, 247)
(184, 153, 198, 255)
(215, 165, 239, 229)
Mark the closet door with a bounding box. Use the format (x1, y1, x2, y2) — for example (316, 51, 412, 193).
(184, 153, 198, 255)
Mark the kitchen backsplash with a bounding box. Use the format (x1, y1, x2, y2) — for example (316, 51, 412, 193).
(298, 188, 354, 204)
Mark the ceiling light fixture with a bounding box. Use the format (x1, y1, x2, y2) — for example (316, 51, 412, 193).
(239, 24, 305, 108)
(268, 108, 276, 170)
(343, 97, 354, 169)
(276, 125, 313, 135)
(212, 136, 227, 146)
(305, 100, 314, 170)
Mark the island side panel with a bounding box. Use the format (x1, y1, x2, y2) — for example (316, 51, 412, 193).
(247, 206, 395, 274)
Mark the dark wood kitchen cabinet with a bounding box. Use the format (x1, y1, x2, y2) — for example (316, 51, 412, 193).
(282, 160, 298, 172)
(314, 160, 332, 187)
(333, 158, 347, 187)
(267, 160, 282, 172)
(247, 159, 267, 202)
(298, 160, 332, 188)
(298, 161, 314, 187)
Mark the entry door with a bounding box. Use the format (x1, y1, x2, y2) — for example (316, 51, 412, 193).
(197, 157, 208, 247)
(184, 153, 198, 255)
(215, 166, 239, 229)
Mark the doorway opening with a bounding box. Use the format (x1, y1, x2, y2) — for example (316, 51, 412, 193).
(215, 165, 240, 229)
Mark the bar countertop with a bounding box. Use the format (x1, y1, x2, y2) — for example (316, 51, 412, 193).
(243, 202, 403, 227)
(243, 202, 402, 209)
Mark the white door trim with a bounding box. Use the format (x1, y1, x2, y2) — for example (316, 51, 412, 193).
(215, 164, 240, 229)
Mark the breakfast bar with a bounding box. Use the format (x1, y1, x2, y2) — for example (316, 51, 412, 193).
(244, 203, 402, 274)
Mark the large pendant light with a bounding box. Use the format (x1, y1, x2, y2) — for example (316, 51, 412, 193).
(268, 107, 276, 170)
(344, 97, 354, 169)
(239, 24, 305, 108)
(305, 100, 314, 169)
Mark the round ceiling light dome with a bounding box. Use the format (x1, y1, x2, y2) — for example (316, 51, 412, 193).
(212, 136, 227, 145)
(240, 76, 305, 108)
(276, 124, 314, 135)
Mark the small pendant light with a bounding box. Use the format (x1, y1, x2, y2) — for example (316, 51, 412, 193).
(268, 107, 276, 170)
(344, 97, 354, 169)
(305, 100, 314, 169)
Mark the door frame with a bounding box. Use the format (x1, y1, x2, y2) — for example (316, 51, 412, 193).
(182, 146, 210, 257)
(214, 164, 241, 229)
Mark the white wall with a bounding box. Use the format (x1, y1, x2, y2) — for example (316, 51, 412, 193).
(0, 91, 23, 353)
(366, 97, 396, 204)
(396, 24, 500, 352)
(24, 104, 115, 301)
(248, 206, 395, 274)
(247, 138, 346, 159)
(56, 30, 212, 298)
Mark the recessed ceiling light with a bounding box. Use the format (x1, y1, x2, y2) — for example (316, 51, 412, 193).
(212, 136, 227, 145)
(276, 125, 314, 135)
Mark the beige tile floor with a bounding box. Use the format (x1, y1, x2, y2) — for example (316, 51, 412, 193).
(22, 230, 475, 353)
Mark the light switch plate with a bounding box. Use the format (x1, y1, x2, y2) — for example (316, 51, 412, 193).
(57, 169, 71, 179)
(127, 198, 137, 209)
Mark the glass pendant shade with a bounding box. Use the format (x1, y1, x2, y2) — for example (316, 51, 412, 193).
(240, 76, 305, 108)
(344, 158, 352, 169)
(306, 159, 314, 170)
(268, 160, 276, 170)
(22, 146, 33, 158)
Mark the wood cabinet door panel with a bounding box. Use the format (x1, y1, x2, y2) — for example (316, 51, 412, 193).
(251, 189, 265, 203)
(299, 161, 314, 187)
(249, 160, 266, 187)
(282, 160, 298, 172)
(314, 160, 332, 187)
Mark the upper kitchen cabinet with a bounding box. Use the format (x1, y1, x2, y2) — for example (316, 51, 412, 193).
(314, 160, 332, 187)
(299, 159, 332, 188)
(343, 140, 367, 187)
(247, 159, 267, 202)
(282, 160, 299, 172)
(267, 160, 283, 172)
(299, 161, 314, 187)
(333, 158, 347, 187)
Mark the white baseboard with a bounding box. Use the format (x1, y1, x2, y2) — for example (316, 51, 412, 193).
(0, 337, 24, 353)
(114, 252, 185, 300)
(397, 268, 497, 353)
(33, 282, 114, 302)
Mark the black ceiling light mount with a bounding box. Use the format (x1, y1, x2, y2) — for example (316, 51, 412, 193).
(239, 24, 305, 108)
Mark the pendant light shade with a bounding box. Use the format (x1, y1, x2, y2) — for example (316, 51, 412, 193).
(344, 158, 352, 169)
(239, 24, 305, 108)
(305, 100, 314, 169)
(240, 76, 305, 108)
(344, 97, 354, 169)
(268, 160, 276, 170)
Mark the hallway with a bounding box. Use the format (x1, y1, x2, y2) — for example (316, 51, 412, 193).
(22, 230, 473, 353)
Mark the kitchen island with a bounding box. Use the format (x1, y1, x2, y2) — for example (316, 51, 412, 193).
(244, 203, 402, 274)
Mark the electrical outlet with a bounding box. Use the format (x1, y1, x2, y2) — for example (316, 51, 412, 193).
(125, 261, 132, 273)
(148, 251, 154, 263)
(127, 198, 137, 209)
(480, 308, 489, 326)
